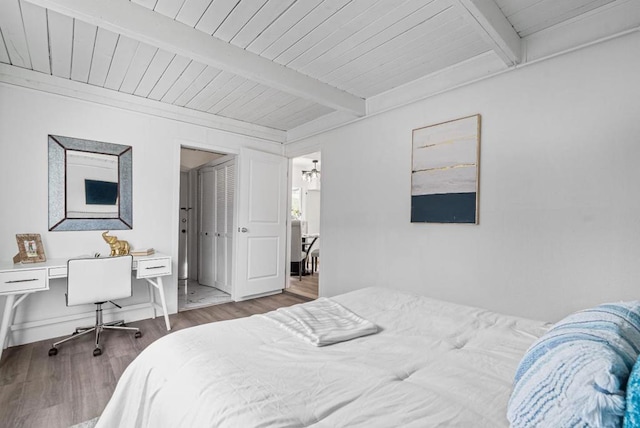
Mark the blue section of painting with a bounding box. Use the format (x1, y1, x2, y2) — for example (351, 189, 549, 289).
(411, 193, 477, 223)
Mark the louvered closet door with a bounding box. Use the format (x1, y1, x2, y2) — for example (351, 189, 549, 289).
(214, 162, 234, 294)
(215, 167, 225, 290)
(198, 168, 215, 286)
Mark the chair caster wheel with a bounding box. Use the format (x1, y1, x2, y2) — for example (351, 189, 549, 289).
(48, 347, 58, 356)
(135, 331, 142, 339)
(93, 348, 102, 357)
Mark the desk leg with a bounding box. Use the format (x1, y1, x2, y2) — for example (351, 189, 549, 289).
(0, 294, 17, 360)
(145, 277, 171, 331)
(148, 282, 157, 319)
(156, 277, 171, 331)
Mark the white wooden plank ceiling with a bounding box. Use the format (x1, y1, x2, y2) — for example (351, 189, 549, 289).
(0, 0, 632, 137)
(493, 0, 617, 37)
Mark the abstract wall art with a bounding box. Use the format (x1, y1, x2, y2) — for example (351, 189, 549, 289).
(411, 114, 481, 224)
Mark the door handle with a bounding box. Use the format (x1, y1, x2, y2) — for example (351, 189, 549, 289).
(239, 227, 248, 233)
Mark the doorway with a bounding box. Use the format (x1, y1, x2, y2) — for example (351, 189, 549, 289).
(288, 152, 321, 300)
(178, 147, 234, 311)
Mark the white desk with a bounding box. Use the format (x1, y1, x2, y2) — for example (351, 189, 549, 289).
(0, 253, 172, 360)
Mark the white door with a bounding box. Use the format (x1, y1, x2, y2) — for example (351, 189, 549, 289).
(225, 164, 235, 293)
(235, 148, 287, 299)
(198, 167, 215, 286)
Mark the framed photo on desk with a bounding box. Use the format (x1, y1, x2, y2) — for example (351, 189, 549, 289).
(15, 233, 46, 263)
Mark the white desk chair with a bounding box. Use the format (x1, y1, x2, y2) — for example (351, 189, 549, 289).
(48, 255, 141, 357)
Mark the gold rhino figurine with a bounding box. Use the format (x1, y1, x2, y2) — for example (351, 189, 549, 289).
(102, 231, 130, 256)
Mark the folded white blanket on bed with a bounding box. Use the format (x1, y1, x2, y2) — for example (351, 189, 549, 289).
(261, 297, 378, 346)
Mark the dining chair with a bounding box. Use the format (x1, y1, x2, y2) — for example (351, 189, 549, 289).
(309, 238, 320, 274)
(291, 220, 305, 280)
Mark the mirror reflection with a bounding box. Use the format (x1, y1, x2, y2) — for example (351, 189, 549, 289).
(66, 150, 119, 219)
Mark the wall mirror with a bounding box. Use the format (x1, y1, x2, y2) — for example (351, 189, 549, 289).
(49, 135, 132, 231)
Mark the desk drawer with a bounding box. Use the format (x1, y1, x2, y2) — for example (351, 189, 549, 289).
(136, 258, 171, 279)
(48, 266, 67, 278)
(0, 268, 48, 295)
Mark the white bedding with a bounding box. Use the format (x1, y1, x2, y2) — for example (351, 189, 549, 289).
(96, 287, 548, 428)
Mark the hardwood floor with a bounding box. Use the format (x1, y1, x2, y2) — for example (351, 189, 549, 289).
(0, 292, 307, 428)
(286, 270, 319, 300)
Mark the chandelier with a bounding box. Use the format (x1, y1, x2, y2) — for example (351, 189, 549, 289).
(302, 160, 321, 182)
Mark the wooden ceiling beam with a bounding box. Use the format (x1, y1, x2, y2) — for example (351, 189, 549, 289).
(456, 0, 522, 66)
(24, 0, 366, 116)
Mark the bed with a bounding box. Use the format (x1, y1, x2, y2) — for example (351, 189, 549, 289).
(96, 287, 551, 427)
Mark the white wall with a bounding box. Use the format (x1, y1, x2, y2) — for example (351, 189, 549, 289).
(289, 32, 640, 322)
(306, 190, 321, 236)
(0, 83, 280, 345)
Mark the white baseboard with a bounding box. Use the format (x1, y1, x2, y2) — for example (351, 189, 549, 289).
(7, 303, 160, 347)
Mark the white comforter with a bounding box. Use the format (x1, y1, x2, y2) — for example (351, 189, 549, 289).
(96, 287, 548, 428)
